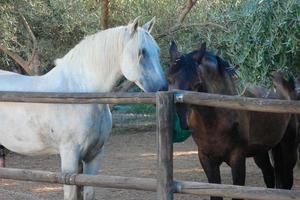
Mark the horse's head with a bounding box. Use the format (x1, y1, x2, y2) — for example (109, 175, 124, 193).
(167, 41, 235, 129)
(120, 17, 167, 92)
(167, 41, 235, 93)
(167, 41, 203, 92)
(271, 70, 296, 100)
(166, 41, 204, 129)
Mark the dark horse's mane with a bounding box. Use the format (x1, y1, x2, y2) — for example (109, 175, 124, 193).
(192, 49, 237, 78)
(214, 54, 236, 77)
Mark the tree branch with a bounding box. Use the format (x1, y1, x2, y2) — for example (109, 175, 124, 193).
(0, 43, 34, 75)
(0, 14, 41, 75)
(20, 13, 40, 75)
(155, 0, 199, 39)
(176, 0, 198, 25)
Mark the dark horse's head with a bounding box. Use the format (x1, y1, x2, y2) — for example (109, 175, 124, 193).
(166, 41, 236, 130)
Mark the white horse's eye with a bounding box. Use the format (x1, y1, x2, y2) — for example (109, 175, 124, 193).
(139, 48, 147, 57)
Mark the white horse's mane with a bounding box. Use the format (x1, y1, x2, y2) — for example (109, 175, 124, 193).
(55, 26, 128, 73)
(50, 26, 146, 92)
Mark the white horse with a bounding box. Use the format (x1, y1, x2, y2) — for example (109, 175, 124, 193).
(0, 17, 167, 200)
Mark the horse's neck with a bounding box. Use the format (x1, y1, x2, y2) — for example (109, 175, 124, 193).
(192, 74, 238, 127)
(51, 28, 126, 93)
(206, 75, 237, 95)
(275, 89, 296, 100)
(242, 85, 270, 98)
(52, 62, 122, 93)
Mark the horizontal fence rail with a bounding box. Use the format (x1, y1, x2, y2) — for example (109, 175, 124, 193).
(0, 168, 299, 200)
(0, 91, 299, 114)
(175, 90, 300, 114)
(0, 91, 156, 104)
(1, 91, 300, 200)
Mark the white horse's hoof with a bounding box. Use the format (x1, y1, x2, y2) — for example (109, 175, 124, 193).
(84, 186, 95, 200)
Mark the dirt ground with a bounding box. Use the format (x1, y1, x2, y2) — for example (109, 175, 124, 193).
(1, 130, 300, 200)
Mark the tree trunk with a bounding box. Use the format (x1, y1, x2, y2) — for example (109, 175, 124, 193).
(100, 0, 109, 29)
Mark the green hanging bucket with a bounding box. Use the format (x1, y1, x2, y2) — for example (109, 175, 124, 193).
(173, 113, 192, 143)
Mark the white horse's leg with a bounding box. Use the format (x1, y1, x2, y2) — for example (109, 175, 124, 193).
(83, 148, 104, 200)
(60, 147, 82, 200)
(82, 104, 111, 200)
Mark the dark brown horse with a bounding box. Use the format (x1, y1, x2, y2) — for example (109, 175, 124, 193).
(243, 71, 299, 189)
(167, 41, 298, 200)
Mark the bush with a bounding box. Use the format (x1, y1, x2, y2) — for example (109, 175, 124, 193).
(1, 0, 299, 85)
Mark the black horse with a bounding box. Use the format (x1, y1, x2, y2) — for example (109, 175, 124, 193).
(167, 41, 299, 200)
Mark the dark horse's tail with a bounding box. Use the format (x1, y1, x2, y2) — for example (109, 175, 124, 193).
(0, 145, 5, 167)
(272, 115, 299, 189)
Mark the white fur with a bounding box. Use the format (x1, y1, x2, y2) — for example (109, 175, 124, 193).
(0, 19, 166, 200)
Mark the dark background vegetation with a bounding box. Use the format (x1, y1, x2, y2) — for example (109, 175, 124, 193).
(0, 0, 299, 113)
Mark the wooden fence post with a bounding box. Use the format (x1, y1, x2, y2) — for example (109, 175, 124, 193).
(156, 91, 174, 200)
(77, 161, 83, 200)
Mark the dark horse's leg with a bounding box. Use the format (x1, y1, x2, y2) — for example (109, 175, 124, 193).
(198, 150, 222, 200)
(228, 148, 246, 200)
(253, 153, 275, 188)
(272, 144, 296, 189)
(0, 145, 5, 167)
(272, 116, 299, 189)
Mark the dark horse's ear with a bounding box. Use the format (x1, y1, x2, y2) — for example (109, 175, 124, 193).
(169, 41, 180, 62)
(200, 42, 206, 52)
(193, 42, 206, 63)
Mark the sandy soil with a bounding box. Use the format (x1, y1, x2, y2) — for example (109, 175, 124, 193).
(1, 131, 300, 200)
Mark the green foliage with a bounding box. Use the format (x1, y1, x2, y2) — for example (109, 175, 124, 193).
(113, 104, 155, 114)
(0, 0, 101, 72)
(0, 0, 299, 86)
(171, 0, 300, 86)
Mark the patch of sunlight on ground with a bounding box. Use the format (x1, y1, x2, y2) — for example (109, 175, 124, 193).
(31, 186, 62, 193)
(173, 150, 198, 157)
(140, 150, 198, 159)
(174, 168, 204, 173)
(0, 179, 19, 186)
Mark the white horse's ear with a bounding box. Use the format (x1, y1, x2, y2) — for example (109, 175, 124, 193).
(128, 16, 140, 38)
(142, 17, 156, 33)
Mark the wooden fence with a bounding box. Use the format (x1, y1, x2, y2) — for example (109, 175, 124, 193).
(0, 91, 300, 200)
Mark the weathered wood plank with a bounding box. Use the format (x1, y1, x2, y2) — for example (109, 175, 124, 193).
(156, 92, 174, 200)
(0, 168, 156, 191)
(174, 180, 300, 200)
(0, 168, 300, 200)
(176, 91, 300, 113)
(0, 92, 155, 104)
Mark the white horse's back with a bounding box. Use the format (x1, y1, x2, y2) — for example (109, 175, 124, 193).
(0, 68, 67, 92)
